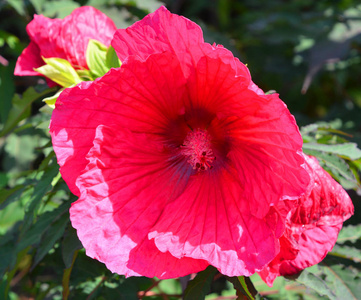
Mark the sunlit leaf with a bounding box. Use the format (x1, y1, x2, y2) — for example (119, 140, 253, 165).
(226, 276, 261, 300)
(42, 0, 80, 18)
(86, 39, 109, 78)
(303, 143, 361, 160)
(296, 261, 361, 300)
(106, 45, 121, 69)
(35, 57, 81, 87)
(337, 225, 361, 244)
(42, 87, 67, 108)
(330, 244, 361, 263)
(303, 149, 358, 188)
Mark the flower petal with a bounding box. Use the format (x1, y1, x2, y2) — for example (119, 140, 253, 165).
(60, 6, 116, 68)
(291, 155, 354, 226)
(14, 41, 44, 77)
(50, 51, 186, 195)
(112, 6, 249, 79)
(112, 6, 203, 62)
(149, 166, 294, 276)
(185, 53, 309, 218)
(280, 224, 342, 275)
(258, 154, 354, 286)
(71, 125, 208, 278)
(15, 6, 116, 78)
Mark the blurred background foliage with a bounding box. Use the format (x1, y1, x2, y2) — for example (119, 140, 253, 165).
(0, 0, 361, 299)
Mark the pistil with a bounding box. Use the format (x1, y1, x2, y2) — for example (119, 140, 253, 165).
(181, 129, 215, 171)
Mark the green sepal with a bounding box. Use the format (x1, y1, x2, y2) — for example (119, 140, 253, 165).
(86, 40, 121, 79)
(42, 87, 71, 109)
(106, 45, 121, 69)
(35, 57, 82, 87)
(86, 39, 109, 78)
(76, 69, 93, 82)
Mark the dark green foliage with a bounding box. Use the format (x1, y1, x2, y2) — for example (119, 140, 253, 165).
(183, 266, 218, 300)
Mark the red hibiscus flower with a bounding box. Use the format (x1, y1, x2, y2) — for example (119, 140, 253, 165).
(258, 154, 354, 286)
(50, 7, 310, 278)
(14, 6, 116, 80)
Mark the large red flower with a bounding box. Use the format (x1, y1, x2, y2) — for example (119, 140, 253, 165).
(258, 154, 354, 286)
(50, 7, 310, 278)
(14, 6, 116, 79)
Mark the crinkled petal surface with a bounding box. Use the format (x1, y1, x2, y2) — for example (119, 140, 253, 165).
(259, 154, 354, 286)
(50, 51, 187, 195)
(59, 6, 116, 68)
(291, 155, 354, 226)
(15, 6, 116, 77)
(112, 6, 250, 79)
(280, 223, 342, 275)
(14, 41, 44, 77)
(112, 6, 203, 63)
(52, 45, 310, 276)
(71, 125, 209, 278)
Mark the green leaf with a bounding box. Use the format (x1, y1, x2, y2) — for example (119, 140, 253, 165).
(303, 142, 361, 160)
(17, 201, 69, 252)
(19, 161, 60, 237)
(29, 0, 46, 13)
(62, 225, 82, 268)
(296, 262, 361, 300)
(35, 57, 82, 87)
(106, 46, 121, 69)
(330, 244, 361, 263)
(0, 87, 53, 137)
(62, 249, 79, 300)
(226, 276, 260, 300)
(183, 266, 217, 300)
(42, 0, 80, 18)
(337, 225, 361, 243)
(0, 241, 16, 278)
(296, 266, 338, 299)
(303, 150, 358, 187)
(6, 0, 26, 15)
(32, 210, 70, 268)
(86, 39, 110, 78)
(0, 63, 15, 124)
(0, 185, 25, 210)
(42, 87, 67, 109)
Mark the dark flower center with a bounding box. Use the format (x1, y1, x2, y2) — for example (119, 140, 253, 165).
(181, 129, 216, 171)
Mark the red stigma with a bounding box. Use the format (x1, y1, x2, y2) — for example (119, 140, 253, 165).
(181, 129, 215, 171)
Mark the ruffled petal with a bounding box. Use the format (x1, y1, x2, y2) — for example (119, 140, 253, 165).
(149, 166, 294, 276)
(258, 154, 354, 286)
(27, 14, 65, 60)
(60, 6, 116, 68)
(257, 228, 299, 286)
(280, 224, 342, 275)
(15, 6, 116, 77)
(71, 125, 208, 278)
(50, 51, 186, 195)
(112, 6, 249, 79)
(291, 155, 354, 226)
(112, 6, 203, 62)
(14, 41, 44, 76)
(185, 52, 309, 218)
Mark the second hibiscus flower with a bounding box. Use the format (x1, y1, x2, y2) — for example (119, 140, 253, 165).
(50, 7, 310, 278)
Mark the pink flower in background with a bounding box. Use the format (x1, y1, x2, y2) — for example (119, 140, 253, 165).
(14, 6, 116, 80)
(50, 7, 310, 278)
(258, 154, 354, 286)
